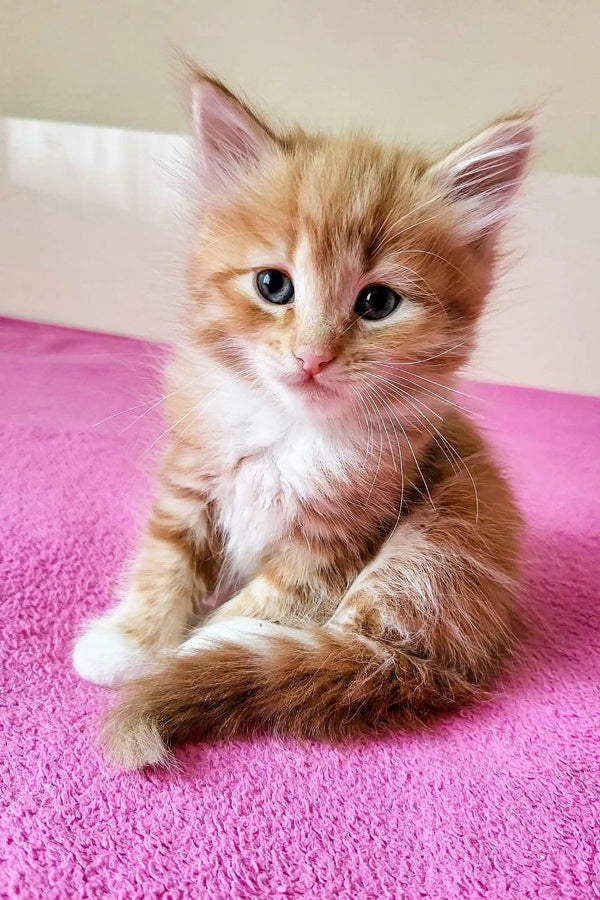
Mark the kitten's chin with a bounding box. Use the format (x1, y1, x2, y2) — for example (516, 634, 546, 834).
(270, 373, 348, 419)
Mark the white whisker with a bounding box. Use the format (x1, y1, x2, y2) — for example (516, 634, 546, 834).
(360, 390, 386, 500)
(371, 369, 474, 417)
(365, 338, 471, 368)
(363, 382, 435, 512)
(363, 374, 479, 523)
(144, 404, 199, 456)
(365, 363, 476, 401)
(362, 388, 406, 535)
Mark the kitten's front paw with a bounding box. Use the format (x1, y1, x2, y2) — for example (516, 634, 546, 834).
(72, 619, 150, 687)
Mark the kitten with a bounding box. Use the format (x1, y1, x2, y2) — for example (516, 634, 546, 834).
(73, 66, 531, 769)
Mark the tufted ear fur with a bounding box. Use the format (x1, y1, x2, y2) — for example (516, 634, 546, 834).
(430, 115, 534, 240)
(188, 68, 279, 194)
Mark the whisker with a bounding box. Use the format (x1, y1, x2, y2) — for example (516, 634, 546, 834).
(349, 385, 374, 464)
(379, 209, 450, 247)
(371, 392, 397, 472)
(198, 229, 278, 253)
(92, 398, 164, 429)
(359, 390, 386, 500)
(145, 404, 199, 456)
(366, 372, 445, 422)
(370, 369, 474, 417)
(173, 409, 204, 444)
(394, 249, 479, 291)
(363, 338, 470, 368)
(363, 383, 435, 512)
(363, 374, 479, 523)
(362, 388, 405, 534)
(378, 381, 461, 477)
(336, 315, 362, 340)
(366, 363, 476, 401)
(372, 193, 443, 251)
(408, 403, 480, 525)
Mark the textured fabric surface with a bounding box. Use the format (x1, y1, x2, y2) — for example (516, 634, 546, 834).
(1, 316, 599, 899)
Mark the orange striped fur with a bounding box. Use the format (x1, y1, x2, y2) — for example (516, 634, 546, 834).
(73, 66, 532, 769)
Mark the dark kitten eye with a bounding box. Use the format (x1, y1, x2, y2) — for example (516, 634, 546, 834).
(256, 269, 294, 305)
(354, 285, 402, 321)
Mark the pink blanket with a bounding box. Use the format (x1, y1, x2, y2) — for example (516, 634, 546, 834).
(1, 316, 599, 898)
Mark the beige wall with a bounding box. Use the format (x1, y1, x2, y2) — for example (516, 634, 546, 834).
(2, 4, 599, 395)
(1, 0, 599, 176)
(2, 118, 599, 395)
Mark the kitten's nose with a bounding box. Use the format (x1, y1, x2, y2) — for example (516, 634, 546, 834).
(294, 347, 334, 377)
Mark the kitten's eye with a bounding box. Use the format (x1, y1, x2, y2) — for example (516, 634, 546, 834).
(256, 269, 294, 305)
(354, 285, 402, 321)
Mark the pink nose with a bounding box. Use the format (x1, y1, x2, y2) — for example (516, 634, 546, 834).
(294, 347, 334, 377)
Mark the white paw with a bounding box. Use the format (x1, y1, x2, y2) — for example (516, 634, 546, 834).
(72, 619, 150, 687)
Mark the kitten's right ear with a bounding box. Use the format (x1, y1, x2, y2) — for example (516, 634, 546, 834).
(187, 66, 279, 194)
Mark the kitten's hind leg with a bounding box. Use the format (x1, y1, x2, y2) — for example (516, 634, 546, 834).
(327, 514, 520, 699)
(73, 482, 220, 687)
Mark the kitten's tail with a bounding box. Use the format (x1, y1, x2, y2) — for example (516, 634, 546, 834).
(100, 616, 478, 769)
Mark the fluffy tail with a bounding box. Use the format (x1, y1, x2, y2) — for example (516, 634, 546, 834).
(100, 617, 479, 769)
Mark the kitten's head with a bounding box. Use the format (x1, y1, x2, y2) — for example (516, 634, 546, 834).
(184, 68, 532, 420)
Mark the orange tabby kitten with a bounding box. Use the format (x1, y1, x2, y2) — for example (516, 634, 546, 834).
(73, 67, 532, 769)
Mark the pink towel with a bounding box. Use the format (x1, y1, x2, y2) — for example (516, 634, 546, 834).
(1, 316, 599, 898)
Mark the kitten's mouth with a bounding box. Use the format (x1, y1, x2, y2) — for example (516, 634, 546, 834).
(282, 372, 336, 398)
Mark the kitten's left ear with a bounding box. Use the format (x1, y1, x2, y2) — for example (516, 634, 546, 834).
(187, 66, 280, 194)
(429, 115, 534, 240)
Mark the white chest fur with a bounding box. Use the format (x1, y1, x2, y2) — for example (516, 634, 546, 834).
(216, 445, 300, 579)
(196, 363, 354, 581)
